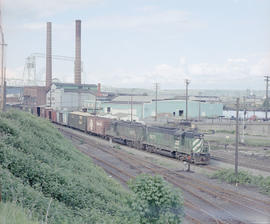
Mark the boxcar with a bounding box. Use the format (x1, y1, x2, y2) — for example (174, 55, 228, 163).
(68, 111, 92, 132)
(45, 108, 53, 120)
(51, 110, 57, 123)
(40, 107, 46, 118)
(57, 111, 69, 126)
(87, 116, 113, 136)
(32, 106, 38, 116)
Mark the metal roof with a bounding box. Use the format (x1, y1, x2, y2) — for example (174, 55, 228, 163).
(112, 95, 153, 103)
(69, 111, 93, 117)
(53, 82, 97, 89)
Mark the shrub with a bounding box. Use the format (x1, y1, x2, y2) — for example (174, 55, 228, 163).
(211, 169, 270, 195)
(128, 174, 184, 224)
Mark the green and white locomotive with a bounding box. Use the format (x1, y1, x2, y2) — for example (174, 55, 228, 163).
(106, 121, 210, 165)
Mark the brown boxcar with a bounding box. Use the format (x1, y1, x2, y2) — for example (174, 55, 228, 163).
(87, 116, 113, 136)
(45, 108, 53, 120)
(51, 110, 57, 123)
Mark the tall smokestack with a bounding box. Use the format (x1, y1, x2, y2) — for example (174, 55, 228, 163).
(74, 20, 81, 85)
(46, 22, 52, 89)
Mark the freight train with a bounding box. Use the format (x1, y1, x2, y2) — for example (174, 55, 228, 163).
(17, 106, 210, 165)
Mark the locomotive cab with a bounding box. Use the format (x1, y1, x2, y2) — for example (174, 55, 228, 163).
(192, 134, 210, 165)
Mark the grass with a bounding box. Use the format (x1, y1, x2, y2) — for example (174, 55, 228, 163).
(215, 130, 235, 134)
(205, 135, 270, 147)
(0, 110, 137, 223)
(211, 169, 270, 195)
(0, 202, 39, 224)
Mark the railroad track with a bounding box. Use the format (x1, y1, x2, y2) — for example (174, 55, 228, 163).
(59, 126, 270, 224)
(211, 155, 270, 173)
(61, 128, 226, 223)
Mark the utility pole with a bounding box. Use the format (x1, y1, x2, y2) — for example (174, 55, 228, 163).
(154, 83, 159, 121)
(185, 79, 190, 121)
(253, 94, 256, 116)
(265, 76, 269, 121)
(130, 95, 133, 122)
(241, 96, 246, 143)
(0, 0, 6, 112)
(198, 91, 202, 121)
(94, 94, 97, 115)
(235, 98, 239, 183)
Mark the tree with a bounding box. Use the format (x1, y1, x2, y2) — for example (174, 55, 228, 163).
(128, 174, 184, 224)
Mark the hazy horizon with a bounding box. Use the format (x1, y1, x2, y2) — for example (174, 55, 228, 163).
(3, 0, 270, 90)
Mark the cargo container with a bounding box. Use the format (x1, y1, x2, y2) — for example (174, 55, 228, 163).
(87, 116, 113, 136)
(51, 110, 57, 123)
(68, 111, 92, 132)
(45, 108, 53, 120)
(57, 111, 69, 126)
(40, 107, 46, 118)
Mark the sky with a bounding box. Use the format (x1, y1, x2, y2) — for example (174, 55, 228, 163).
(3, 0, 270, 90)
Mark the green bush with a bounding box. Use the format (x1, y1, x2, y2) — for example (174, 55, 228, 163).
(211, 169, 270, 195)
(128, 174, 184, 224)
(0, 110, 136, 223)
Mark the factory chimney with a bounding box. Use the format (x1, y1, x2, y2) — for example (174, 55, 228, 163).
(46, 22, 52, 90)
(74, 20, 81, 85)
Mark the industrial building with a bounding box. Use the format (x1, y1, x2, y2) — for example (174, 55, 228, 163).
(23, 86, 47, 106)
(100, 96, 223, 121)
(46, 82, 97, 110)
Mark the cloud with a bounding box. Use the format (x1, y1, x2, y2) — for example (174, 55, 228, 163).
(4, 0, 102, 18)
(85, 10, 190, 30)
(22, 23, 46, 30)
(83, 53, 270, 89)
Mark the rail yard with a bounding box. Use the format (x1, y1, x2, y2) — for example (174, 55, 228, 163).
(57, 124, 270, 224)
(1, 1, 270, 224)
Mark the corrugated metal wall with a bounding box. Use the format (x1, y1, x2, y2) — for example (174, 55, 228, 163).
(102, 100, 223, 120)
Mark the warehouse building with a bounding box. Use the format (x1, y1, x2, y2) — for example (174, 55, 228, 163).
(101, 96, 223, 121)
(46, 82, 97, 110)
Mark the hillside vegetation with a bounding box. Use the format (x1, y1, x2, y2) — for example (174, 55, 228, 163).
(0, 110, 137, 223)
(0, 202, 39, 224)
